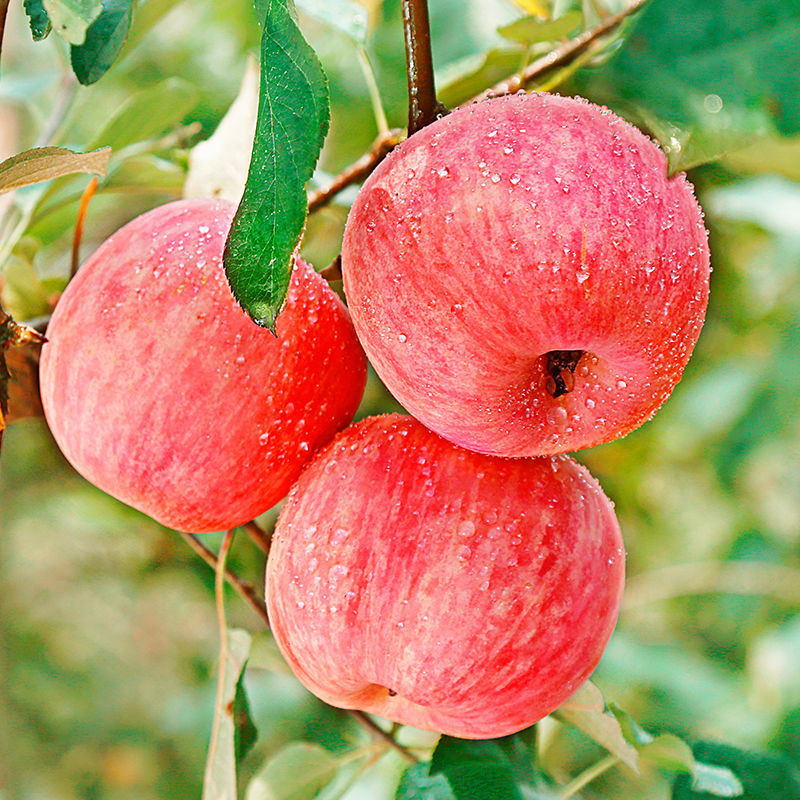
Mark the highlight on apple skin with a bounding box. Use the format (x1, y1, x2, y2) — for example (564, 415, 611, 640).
(342, 92, 711, 458)
(266, 414, 625, 740)
(39, 198, 367, 534)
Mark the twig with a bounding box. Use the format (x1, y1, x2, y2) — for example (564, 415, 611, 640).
(243, 519, 271, 553)
(622, 560, 800, 611)
(70, 177, 99, 278)
(203, 528, 235, 791)
(306, 0, 648, 214)
(559, 754, 620, 799)
(319, 255, 342, 283)
(402, 0, 443, 134)
(473, 0, 650, 103)
(307, 129, 402, 213)
(0, 0, 10, 72)
(347, 710, 420, 764)
(178, 531, 271, 628)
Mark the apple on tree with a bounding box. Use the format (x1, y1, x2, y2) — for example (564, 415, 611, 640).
(266, 414, 625, 740)
(39, 198, 367, 534)
(342, 92, 711, 458)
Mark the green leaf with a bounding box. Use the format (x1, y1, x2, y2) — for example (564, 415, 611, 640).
(672, 741, 800, 800)
(438, 48, 526, 109)
(245, 742, 339, 800)
(233, 672, 258, 765)
(23, 0, 51, 40)
(396, 763, 455, 800)
(577, 0, 800, 172)
(296, 0, 368, 43)
(0, 146, 110, 194)
(497, 10, 582, 44)
(42, 0, 103, 44)
(429, 737, 525, 800)
(70, 0, 134, 85)
(224, 0, 329, 330)
(202, 628, 252, 800)
(90, 77, 198, 150)
(552, 682, 639, 771)
(642, 735, 696, 775)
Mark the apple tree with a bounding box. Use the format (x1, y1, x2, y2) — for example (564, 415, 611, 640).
(1, 0, 799, 798)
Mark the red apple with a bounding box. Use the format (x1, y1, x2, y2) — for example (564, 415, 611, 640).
(39, 199, 367, 533)
(342, 92, 710, 457)
(266, 414, 624, 739)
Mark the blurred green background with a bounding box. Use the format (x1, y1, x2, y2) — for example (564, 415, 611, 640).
(1, 0, 798, 797)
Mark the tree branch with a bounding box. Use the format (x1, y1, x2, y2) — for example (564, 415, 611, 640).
(347, 710, 420, 764)
(307, 130, 402, 214)
(306, 0, 648, 215)
(402, 0, 442, 134)
(474, 0, 650, 102)
(179, 531, 271, 628)
(0, 0, 10, 72)
(243, 519, 271, 553)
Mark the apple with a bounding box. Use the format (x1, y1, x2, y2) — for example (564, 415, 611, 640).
(266, 414, 624, 739)
(39, 198, 367, 534)
(341, 92, 711, 457)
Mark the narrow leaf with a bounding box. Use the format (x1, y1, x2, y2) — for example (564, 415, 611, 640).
(70, 0, 134, 85)
(42, 0, 103, 44)
(245, 742, 339, 800)
(24, 0, 52, 40)
(224, 0, 330, 330)
(689, 763, 744, 797)
(184, 56, 260, 203)
(552, 682, 639, 771)
(497, 11, 582, 44)
(295, 0, 368, 43)
(203, 628, 252, 800)
(0, 147, 110, 194)
(233, 672, 258, 765)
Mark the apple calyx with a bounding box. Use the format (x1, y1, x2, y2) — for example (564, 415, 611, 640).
(545, 349, 584, 398)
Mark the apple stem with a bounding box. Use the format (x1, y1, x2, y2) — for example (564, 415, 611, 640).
(71, 177, 100, 279)
(545, 350, 583, 398)
(402, 0, 446, 134)
(347, 710, 420, 763)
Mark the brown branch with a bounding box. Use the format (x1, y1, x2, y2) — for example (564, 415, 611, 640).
(178, 531, 271, 628)
(306, 1, 648, 215)
(402, 0, 443, 134)
(319, 255, 342, 283)
(347, 710, 420, 764)
(307, 129, 402, 214)
(243, 519, 271, 553)
(473, 0, 650, 103)
(0, 0, 10, 72)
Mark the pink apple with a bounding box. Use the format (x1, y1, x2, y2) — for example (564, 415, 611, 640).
(40, 199, 367, 533)
(266, 414, 624, 739)
(342, 92, 711, 457)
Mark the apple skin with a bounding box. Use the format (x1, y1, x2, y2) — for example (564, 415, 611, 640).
(342, 92, 711, 457)
(266, 414, 624, 739)
(39, 199, 367, 534)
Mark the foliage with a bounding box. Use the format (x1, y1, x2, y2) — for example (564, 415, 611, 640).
(0, 0, 798, 797)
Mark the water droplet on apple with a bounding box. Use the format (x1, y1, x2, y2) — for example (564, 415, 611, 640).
(457, 520, 476, 537)
(482, 509, 498, 525)
(398, 333, 408, 343)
